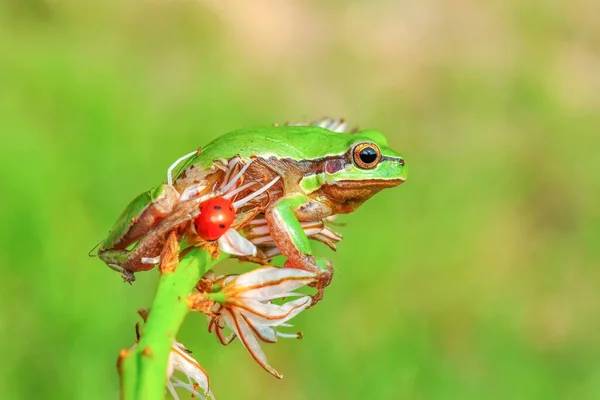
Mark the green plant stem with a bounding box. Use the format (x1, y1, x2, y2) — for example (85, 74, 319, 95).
(120, 247, 226, 400)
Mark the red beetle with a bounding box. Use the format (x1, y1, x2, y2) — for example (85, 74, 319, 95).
(194, 197, 236, 241)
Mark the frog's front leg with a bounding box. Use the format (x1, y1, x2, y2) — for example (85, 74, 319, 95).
(265, 193, 334, 305)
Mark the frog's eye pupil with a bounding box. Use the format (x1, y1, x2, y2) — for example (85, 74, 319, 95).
(359, 147, 378, 164)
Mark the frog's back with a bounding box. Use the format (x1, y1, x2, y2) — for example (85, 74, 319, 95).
(195, 126, 354, 168)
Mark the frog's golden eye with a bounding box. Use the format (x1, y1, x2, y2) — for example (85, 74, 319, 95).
(352, 143, 381, 169)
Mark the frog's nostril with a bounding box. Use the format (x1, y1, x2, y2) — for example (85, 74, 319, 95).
(399, 158, 405, 166)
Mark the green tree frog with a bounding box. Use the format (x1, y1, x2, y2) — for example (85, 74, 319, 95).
(97, 118, 407, 303)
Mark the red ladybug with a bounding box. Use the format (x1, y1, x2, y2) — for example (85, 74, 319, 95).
(194, 197, 236, 241)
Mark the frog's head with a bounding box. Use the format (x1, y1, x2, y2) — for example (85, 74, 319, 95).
(305, 129, 407, 214)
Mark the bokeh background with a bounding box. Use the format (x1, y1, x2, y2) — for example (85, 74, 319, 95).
(1, 0, 599, 399)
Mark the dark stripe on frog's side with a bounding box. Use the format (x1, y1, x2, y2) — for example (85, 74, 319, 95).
(254, 150, 404, 190)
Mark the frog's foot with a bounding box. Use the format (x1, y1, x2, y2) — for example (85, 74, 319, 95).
(283, 257, 333, 307)
(114, 267, 135, 284)
(122, 271, 135, 284)
(102, 260, 136, 283)
(99, 247, 140, 283)
(309, 262, 334, 306)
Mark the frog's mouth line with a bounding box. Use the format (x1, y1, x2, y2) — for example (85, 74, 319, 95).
(334, 178, 406, 189)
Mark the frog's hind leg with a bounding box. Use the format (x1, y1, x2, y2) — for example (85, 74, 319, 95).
(99, 205, 191, 282)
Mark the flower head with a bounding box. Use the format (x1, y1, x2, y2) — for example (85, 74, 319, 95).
(125, 337, 213, 400)
(189, 266, 317, 378)
(166, 341, 214, 400)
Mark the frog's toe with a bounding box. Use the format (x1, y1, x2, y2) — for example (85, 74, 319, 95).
(311, 268, 333, 288)
(121, 270, 136, 284)
(310, 288, 325, 307)
(308, 260, 334, 301)
(310, 272, 334, 307)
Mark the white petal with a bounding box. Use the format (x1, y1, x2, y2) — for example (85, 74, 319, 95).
(332, 120, 348, 133)
(249, 322, 302, 341)
(166, 379, 180, 400)
(218, 229, 257, 256)
(236, 297, 311, 327)
(220, 159, 254, 193)
(233, 267, 316, 301)
(222, 309, 282, 379)
(179, 181, 210, 201)
(243, 222, 271, 237)
(171, 376, 213, 400)
(214, 274, 237, 288)
(240, 314, 278, 343)
(262, 246, 283, 258)
(256, 291, 307, 300)
(167, 342, 213, 398)
(214, 317, 237, 345)
(167, 150, 198, 187)
(232, 176, 280, 209)
(222, 181, 257, 200)
(312, 117, 333, 128)
(245, 233, 275, 246)
(248, 217, 267, 225)
(217, 329, 236, 346)
(276, 331, 302, 339)
(141, 256, 161, 265)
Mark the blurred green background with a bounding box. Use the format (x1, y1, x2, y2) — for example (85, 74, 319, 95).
(1, 0, 599, 399)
